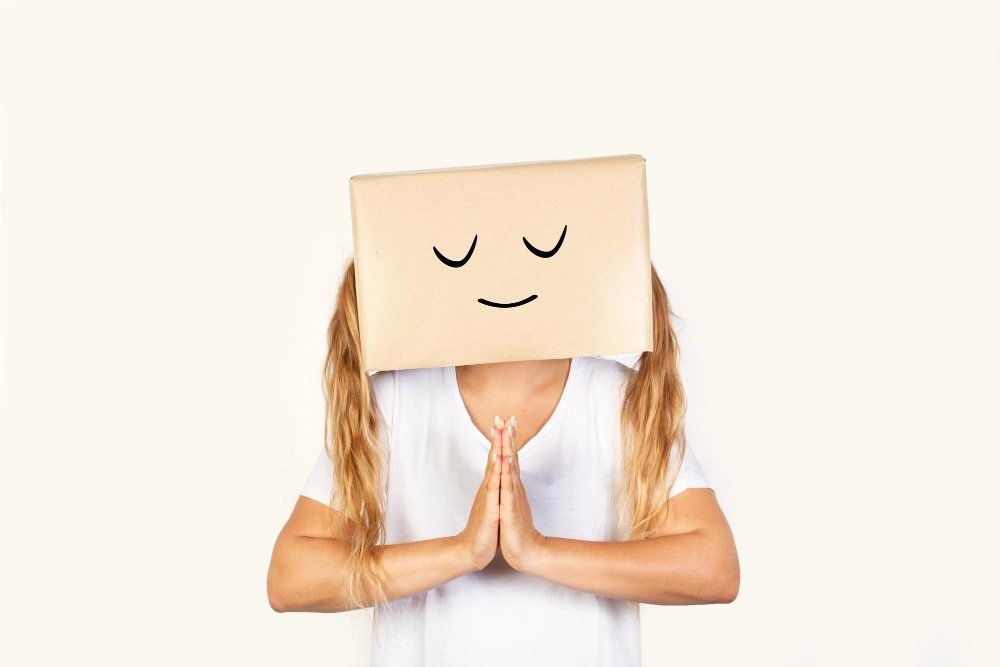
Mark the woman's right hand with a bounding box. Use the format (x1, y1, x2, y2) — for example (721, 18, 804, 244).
(456, 415, 503, 571)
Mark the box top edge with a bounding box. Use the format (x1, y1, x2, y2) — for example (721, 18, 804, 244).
(349, 153, 646, 181)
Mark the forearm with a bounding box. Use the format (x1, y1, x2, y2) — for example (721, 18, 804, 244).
(520, 531, 736, 605)
(270, 534, 475, 612)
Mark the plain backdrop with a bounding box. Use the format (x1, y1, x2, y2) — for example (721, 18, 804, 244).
(2, 1, 998, 665)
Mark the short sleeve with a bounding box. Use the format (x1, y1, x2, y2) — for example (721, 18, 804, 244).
(300, 443, 339, 509)
(666, 349, 712, 499)
(299, 370, 396, 509)
(666, 440, 712, 499)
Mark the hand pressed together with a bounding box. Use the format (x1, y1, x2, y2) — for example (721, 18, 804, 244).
(498, 416, 547, 571)
(457, 415, 546, 573)
(455, 417, 503, 571)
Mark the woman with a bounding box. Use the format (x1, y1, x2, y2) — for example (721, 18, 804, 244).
(267, 259, 739, 666)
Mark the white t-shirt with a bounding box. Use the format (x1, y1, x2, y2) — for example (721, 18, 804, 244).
(300, 355, 711, 667)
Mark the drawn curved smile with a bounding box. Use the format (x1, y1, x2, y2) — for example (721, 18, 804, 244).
(477, 295, 538, 309)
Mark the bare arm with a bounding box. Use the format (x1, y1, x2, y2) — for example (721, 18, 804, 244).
(268, 431, 504, 613)
(518, 488, 740, 605)
(266, 495, 476, 613)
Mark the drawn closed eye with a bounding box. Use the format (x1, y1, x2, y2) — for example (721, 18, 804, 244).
(523, 224, 567, 258)
(433, 234, 477, 268)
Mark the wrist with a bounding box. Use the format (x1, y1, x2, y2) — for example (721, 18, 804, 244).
(517, 531, 549, 575)
(451, 533, 478, 575)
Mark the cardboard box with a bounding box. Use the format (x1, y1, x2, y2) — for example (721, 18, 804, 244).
(350, 154, 653, 371)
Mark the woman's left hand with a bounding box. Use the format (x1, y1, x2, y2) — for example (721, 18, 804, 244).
(499, 416, 547, 572)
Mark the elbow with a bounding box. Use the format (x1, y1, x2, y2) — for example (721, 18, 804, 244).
(267, 557, 349, 614)
(711, 552, 740, 604)
(266, 534, 355, 613)
(268, 573, 290, 613)
(714, 572, 739, 604)
(267, 570, 288, 613)
(267, 556, 296, 613)
(267, 536, 315, 613)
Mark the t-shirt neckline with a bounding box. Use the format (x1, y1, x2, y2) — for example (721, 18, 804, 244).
(446, 357, 580, 458)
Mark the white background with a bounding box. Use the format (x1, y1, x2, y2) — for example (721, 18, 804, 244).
(2, 1, 998, 665)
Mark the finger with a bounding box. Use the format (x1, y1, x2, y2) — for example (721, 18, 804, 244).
(500, 417, 512, 461)
(487, 439, 502, 493)
(500, 444, 513, 495)
(508, 415, 519, 475)
(502, 418, 519, 485)
(501, 425, 515, 494)
(483, 429, 495, 478)
(483, 415, 502, 478)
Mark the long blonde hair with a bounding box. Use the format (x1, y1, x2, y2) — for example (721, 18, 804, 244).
(322, 258, 689, 625)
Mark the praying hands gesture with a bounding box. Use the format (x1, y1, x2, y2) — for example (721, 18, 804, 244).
(456, 416, 546, 572)
(451, 410, 738, 605)
(497, 416, 547, 570)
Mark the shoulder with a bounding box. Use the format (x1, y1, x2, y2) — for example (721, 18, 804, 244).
(370, 368, 396, 398)
(575, 354, 635, 382)
(371, 366, 445, 413)
(573, 355, 635, 404)
(369, 369, 398, 424)
(377, 366, 443, 396)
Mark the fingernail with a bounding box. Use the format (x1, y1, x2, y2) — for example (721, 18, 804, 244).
(492, 453, 496, 463)
(510, 416, 517, 431)
(494, 415, 502, 428)
(506, 426, 512, 438)
(490, 426, 495, 437)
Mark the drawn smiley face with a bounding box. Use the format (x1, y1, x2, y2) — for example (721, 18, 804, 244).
(348, 154, 651, 371)
(432, 224, 568, 308)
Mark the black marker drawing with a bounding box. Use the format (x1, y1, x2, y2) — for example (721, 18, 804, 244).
(523, 224, 567, 258)
(433, 227, 566, 307)
(433, 234, 477, 267)
(477, 295, 539, 308)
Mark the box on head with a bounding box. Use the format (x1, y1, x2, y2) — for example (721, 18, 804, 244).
(349, 154, 654, 371)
